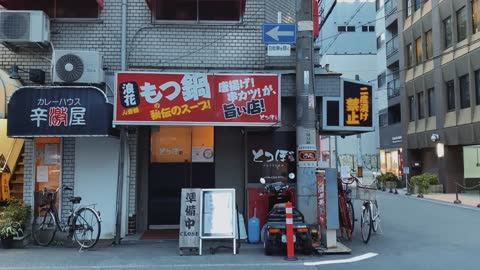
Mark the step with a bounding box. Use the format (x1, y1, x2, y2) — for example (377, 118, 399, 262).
(10, 180, 24, 185)
(14, 171, 24, 175)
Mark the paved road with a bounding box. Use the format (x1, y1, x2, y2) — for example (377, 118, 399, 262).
(0, 192, 479, 270)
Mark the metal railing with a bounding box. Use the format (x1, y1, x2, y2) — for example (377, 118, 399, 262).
(454, 182, 480, 208)
(386, 35, 399, 57)
(387, 79, 400, 98)
(384, 0, 397, 16)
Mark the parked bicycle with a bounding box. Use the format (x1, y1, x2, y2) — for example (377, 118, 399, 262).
(32, 185, 101, 249)
(341, 176, 380, 244)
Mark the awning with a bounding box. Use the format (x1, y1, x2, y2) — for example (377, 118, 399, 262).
(0, 69, 22, 119)
(7, 87, 116, 137)
(0, 0, 103, 10)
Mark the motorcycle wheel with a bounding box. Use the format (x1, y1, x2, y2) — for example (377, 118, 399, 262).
(302, 233, 313, 255)
(264, 239, 274, 256)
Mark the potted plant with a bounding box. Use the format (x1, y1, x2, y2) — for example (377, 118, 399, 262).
(0, 219, 23, 249)
(0, 198, 31, 248)
(409, 173, 440, 197)
(383, 172, 399, 193)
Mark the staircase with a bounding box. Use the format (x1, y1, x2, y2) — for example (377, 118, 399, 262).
(0, 139, 24, 201)
(9, 149, 24, 200)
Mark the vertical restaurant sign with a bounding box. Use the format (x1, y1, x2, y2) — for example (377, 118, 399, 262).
(179, 188, 201, 251)
(343, 81, 372, 128)
(115, 72, 281, 126)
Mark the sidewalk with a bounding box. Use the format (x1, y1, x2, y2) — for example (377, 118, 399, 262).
(397, 189, 480, 208)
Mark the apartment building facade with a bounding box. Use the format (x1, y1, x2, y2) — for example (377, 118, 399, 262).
(399, 0, 480, 192)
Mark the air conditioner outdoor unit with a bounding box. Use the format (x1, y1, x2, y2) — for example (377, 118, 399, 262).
(53, 50, 105, 84)
(0, 10, 50, 43)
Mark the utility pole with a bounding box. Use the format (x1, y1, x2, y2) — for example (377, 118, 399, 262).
(295, 0, 317, 225)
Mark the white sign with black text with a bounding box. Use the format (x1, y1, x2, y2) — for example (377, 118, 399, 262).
(267, 44, 291, 56)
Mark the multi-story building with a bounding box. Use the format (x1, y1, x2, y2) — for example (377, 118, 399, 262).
(378, 0, 403, 178)
(317, 0, 381, 177)
(398, 0, 480, 192)
(2, 0, 365, 240)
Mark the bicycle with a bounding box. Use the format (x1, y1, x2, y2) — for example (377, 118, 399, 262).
(341, 176, 380, 244)
(32, 185, 101, 250)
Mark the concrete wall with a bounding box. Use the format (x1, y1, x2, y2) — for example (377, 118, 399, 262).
(214, 127, 246, 214)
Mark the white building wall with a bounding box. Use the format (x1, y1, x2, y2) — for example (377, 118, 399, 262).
(74, 138, 120, 239)
(318, 0, 381, 175)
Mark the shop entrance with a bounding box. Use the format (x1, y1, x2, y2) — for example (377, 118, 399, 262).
(148, 126, 215, 228)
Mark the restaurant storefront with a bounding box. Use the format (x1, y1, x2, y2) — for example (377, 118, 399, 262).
(7, 86, 120, 239)
(114, 72, 282, 231)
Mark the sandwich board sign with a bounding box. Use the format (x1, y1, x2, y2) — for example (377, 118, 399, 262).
(179, 188, 202, 255)
(199, 188, 237, 255)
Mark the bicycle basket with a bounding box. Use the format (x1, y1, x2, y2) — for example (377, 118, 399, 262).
(354, 186, 376, 201)
(34, 190, 55, 207)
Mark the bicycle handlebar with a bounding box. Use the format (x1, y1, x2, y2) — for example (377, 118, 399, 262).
(42, 185, 73, 193)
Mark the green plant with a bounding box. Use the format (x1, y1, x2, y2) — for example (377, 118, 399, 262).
(0, 219, 23, 239)
(2, 198, 31, 226)
(409, 173, 439, 194)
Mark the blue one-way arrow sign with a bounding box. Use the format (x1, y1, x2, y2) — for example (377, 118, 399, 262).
(262, 23, 296, 44)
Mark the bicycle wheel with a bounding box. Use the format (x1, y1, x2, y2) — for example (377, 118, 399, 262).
(371, 200, 380, 232)
(360, 203, 372, 243)
(347, 201, 355, 235)
(32, 208, 57, 246)
(73, 207, 101, 249)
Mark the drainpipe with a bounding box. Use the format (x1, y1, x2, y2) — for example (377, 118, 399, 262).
(115, 0, 128, 245)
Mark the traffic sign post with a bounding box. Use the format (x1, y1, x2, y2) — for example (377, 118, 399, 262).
(262, 23, 296, 44)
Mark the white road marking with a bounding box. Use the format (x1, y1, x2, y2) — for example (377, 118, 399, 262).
(304, 252, 378, 266)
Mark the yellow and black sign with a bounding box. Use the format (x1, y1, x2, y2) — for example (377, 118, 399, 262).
(343, 81, 372, 128)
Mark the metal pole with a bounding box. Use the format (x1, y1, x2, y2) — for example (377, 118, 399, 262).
(454, 183, 462, 204)
(115, 0, 128, 245)
(295, 0, 317, 224)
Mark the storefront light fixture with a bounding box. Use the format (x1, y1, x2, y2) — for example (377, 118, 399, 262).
(436, 143, 445, 158)
(9, 65, 46, 84)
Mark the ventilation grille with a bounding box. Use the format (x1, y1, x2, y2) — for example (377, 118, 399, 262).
(55, 54, 85, 83)
(0, 12, 30, 40)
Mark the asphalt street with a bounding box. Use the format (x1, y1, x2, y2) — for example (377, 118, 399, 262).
(0, 192, 479, 270)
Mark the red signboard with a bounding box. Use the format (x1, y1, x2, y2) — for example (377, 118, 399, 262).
(114, 72, 280, 126)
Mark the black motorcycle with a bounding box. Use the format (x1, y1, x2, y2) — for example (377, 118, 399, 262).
(259, 175, 317, 256)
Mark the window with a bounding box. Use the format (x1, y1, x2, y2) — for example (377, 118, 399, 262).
(417, 92, 425, 119)
(388, 104, 402, 124)
(154, 0, 244, 21)
(457, 7, 468, 42)
(446, 80, 455, 111)
(19, 0, 100, 19)
(425, 30, 433, 59)
(376, 0, 385, 11)
(377, 33, 385, 49)
(428, 88, 435, 117)
(415, 37, 423, 64)
(347, 26, 356, 32)
(473, 0, 480, 34)
(338, 26, 347, 32)
(406, 0, 412, 17)
(362, 26, 369, 32)
(406, 43, 414, 67)
(409, 95, 415, 121)
(459, 75, 470, 109)
(34, 138, 61, 207)
(444, 16, 453, 49)
(377, 72, 386, 88)
(379, 113, 388, 127)
(369, 26, 376, 32)
(476, 70, 480, 105)
(414, 0, 421, 11)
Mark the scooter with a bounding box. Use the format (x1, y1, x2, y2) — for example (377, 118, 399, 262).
(260, 174, 318, 256)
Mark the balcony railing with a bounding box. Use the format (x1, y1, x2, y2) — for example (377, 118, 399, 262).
(384, 0, 397, 16)
(386, 35, 399, 58)
(387, 79, 400, 98)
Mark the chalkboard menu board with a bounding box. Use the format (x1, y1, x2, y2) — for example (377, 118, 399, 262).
(200, 189, 236, 238)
